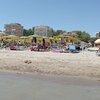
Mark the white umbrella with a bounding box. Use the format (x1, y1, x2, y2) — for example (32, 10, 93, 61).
(95, 39, 100, 44)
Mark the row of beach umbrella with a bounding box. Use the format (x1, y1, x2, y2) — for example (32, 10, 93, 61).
(0, 34, 80, 43)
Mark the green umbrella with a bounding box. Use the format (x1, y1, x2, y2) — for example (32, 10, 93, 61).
(4, 35, 19, 39)
(42, 36, 49, 39)
(20, 36, 28, 39)
(28, 34, 40, 38)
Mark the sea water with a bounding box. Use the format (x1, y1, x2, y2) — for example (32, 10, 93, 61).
(0, 72, 100, 100)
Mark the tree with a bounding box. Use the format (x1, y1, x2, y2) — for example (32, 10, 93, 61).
(89, 37, 98, 44)
(32, 27, 35, 34)
(27, 28, 33, 35)
(50, 29, 58, 36)
(23, 29, 27, 36)
(76, 31, 91, 42)
(56, 30, 66, 35)
(23, 28, 33, 36)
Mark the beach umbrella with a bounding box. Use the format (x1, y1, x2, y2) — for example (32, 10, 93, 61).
(34, 36, 50, 42)
(64, 36, 80, 43)
(42, 36, 49, 39)
(28, 34, 41, 38)
(20, 36, 28, 39)
(4, 35, 19, 39)
(42, 36, 52, 42)
(2, 35, 19, 41)
(53, 34, 65, 38)
(95, 39, 100, 44)
(55, 35, 72, 43)
(19, 36, 29, 42)
(0, 36, 3, 40)
(54, 35, 72, 39)
(49, 37, 54, 40)
(28, 34, 41, 43)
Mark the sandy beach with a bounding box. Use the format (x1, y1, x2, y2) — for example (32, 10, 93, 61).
(0, 49, 100, 80)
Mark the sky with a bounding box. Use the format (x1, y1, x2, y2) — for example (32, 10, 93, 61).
(0, 0, 100, 36)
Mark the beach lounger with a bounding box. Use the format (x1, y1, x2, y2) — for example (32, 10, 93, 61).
(10, 46, 16, 50)
(68, 44, 79, 53)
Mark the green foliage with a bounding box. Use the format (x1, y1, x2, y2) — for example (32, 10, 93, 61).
(50, 29, 58, 36)
(56, 30, 66, 35)
(89, 37, 98, 44)
(28, 29, 33, 35)
(23, 28, 34, 36)
(23, 29, 27, 36)
(76, 31, 91, 42)
(32, 27, 35, 34)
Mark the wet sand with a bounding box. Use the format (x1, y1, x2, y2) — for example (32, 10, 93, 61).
(0, 72, 100, 100)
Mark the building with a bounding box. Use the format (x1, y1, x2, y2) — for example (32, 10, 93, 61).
(56, 30, 64, 35)
(0, 31, 5, 36)
(67, 31, 77, 36)
(96, 32, 100, 38)
(4, 23, 23, 36)
(34, 26, 52, 37)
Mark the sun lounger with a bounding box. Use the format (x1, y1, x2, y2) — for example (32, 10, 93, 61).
(10, 46, 16, 50)
(68, 44, 79, 53)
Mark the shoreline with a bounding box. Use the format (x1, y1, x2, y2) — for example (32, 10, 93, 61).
(0, 70, 100, 86)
